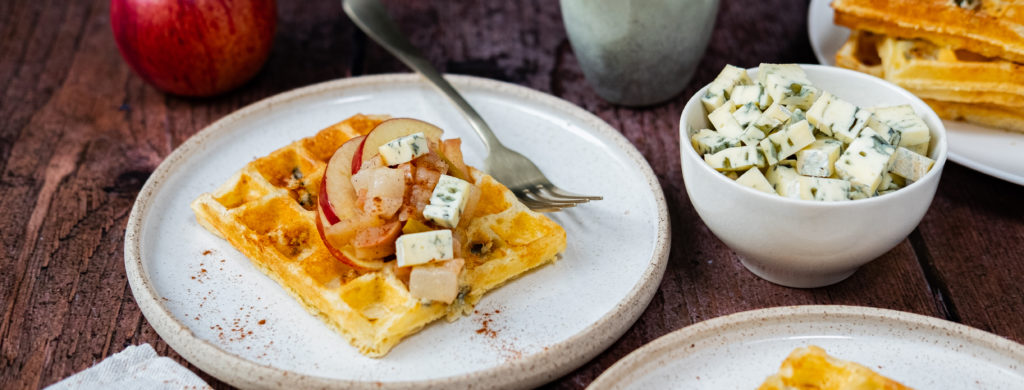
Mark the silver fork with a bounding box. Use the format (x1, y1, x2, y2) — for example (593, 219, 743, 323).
(343, 0, 601, 212)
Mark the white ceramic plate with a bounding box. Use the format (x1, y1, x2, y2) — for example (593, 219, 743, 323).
(589, 306, 1024, 389)
(808, 0, 1024, 185)
(124, 74, 670, 389)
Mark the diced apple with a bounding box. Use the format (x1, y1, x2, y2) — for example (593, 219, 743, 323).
(353, 221, 402, 259)
(323, 136, 365, 221)
(408, 258, 464, 304)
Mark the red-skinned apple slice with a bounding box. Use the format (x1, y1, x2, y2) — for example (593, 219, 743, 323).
(356, 118, 444, 168)
(323, 135, 364, 221)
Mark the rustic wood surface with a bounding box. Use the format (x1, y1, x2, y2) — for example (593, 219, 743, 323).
(1, 0, 1021, 388)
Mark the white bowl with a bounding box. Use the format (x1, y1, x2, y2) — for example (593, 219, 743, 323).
(679, 65, 948, 288)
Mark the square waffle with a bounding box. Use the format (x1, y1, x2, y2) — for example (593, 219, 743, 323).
(836, 31, 1024, 133)
(190, 114, 567, 357)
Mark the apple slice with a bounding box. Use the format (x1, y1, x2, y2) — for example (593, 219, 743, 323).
(323, 136, 365, 222)
(357, 118, 444, 168)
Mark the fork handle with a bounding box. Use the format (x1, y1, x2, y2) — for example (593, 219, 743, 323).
(342, 0, 503, 151)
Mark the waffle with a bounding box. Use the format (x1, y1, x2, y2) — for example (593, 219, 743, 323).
(190, 114, 567, 357)
(832, 0, 1024, 63)
(836, 31, 1024, 133)
(758, 345, 914, 390)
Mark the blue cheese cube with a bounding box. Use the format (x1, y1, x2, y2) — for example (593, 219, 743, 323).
(729, 84, 772, 110)
(732, 103, 763, 128)
(749, 103, 793, 135)
(739, 126, 767, 146)
(704, 146, 766, 172)
(758, 64, 819, 110)
(796, 139, 842, 177)
(870, 105, 930, 147)
(691, 129, 740, 155)
(424, 175, 473, 228)
(805, 92, 835, 133)
(701, 65, 751, 112)
(378, 132, 429, 165)
(797, 176, 851, 201)
(835, 128, 897, 197)
(903, 142, 929, 156)
(396, 230, 454, 267)
(708, 104, 745, 138)
(765, 165, 802, 199)
(866, 113, 902, 146)
(735, 168, 776, 194)
(888, 146, 935, 182)
(821, 98, 872, 144)
(758, 120, 816, 165)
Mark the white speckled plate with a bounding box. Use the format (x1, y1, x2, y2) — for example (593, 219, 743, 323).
(589, 305, 1024, 389)
(124, 74, 670, 389)
(808, 0, 1024, 186)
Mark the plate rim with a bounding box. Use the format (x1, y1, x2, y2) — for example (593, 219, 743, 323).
(124, 73, 670, 389)
(588, 305, 1024, 389)
(805, 0, 1024, 186)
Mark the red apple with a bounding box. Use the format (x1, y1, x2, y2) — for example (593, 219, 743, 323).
(110, 0, 276, 97)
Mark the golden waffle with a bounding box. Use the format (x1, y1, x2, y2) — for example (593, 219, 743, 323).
(758, 345, 914, 390)
(837, 31, 1024, 133)
(190, 114, 566, 357)
(832, 0, 1024, 63)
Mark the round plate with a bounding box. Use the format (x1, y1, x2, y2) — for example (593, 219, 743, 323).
(124, 74, 670, 389)
(807, 0, 1024, 185)
(590, 305, 1024, 389)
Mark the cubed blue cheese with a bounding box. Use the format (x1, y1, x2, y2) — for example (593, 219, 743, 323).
(866, 113, 902, 146)
(834, 128, 897, 197)
(704, 145, 766, 172)
(821, 98, 872, 144)
(796, 138, 842, 177)
(870, 105, 931, 147)
(878, 171, 904, 192)
(805, 92, 835, 133)
(735, 168, 776, 194)
(691, 129, 740, 155)
(753, 103, 793, 132)
(378, 132, 429, 165)
(424, 174, 473, 228)
(759, 120, 816, 165)
(758, 64, 819, 110)
(396, 230, 454, 267)
(888, 146, 935, 182)
(729, 84, 772, 110)
(903, 142, 929, 156)
(701, 65, 751, 112)
(708, 104, 745, 138)
(739, 125, 767, 146)
(797, 176, 851, 201)
(765, 165, 802, 199)
(732, 103, 763, 128)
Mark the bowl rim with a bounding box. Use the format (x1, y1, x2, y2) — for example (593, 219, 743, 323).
(678, 64, 949, 207)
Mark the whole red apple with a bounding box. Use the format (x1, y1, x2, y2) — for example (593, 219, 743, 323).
(110, 0, 276, 97)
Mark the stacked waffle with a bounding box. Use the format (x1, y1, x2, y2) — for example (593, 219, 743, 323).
(832, 0, 1024, 133)
(191, 114, 566, 357)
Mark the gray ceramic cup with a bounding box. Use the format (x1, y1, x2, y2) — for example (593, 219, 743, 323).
(561, 0, 719, 106)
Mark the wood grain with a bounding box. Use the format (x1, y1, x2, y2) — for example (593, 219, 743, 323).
(0, 0, 1021, 389)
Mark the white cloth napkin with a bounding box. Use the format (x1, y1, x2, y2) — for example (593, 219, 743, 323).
(46, 344, 211, 390)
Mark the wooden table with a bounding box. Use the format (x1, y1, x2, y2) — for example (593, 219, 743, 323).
(2, 0, 1021, 388)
